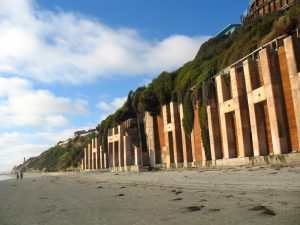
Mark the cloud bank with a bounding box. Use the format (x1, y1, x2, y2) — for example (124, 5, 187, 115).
(0, 0, 209, 84)
(0, 77, 88, 127)
(0, 128, 87, 171)
(0, 0, 209, 171)
(96, 96, 127, 121)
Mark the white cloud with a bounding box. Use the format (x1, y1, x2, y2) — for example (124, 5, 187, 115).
(0, 77, 88, 127)
(96, 102, 112, 112)
(0, 0, 209, 84)
(96, 96, 127, 112)
(112, 97, 127, 109)
(96, 96, 127, 121)
(0, 131, 50, 172)
(0, 143, 50, 172)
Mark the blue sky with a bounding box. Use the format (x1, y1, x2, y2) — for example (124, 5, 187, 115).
(0, 0, 248, 171)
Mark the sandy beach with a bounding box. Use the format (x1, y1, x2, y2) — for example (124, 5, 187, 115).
(0, 166, 300, 225)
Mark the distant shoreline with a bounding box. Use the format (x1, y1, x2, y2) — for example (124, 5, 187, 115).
(0, 174, 14, 181)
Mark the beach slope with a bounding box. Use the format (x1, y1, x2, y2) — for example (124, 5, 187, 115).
(0, 166, 300, 225)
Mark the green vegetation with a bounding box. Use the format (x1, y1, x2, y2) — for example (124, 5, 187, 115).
(23, 133, 96, 172)
(182, 91, 194, 135)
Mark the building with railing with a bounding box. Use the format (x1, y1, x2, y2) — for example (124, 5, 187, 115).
(242, 0, 296, 21)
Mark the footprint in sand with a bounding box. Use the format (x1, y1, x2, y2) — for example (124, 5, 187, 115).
(39, 197, 48, 200)
(59, 209, 68, 213)
(173, 198, 183, 201)
(40, 205, 56, 214)
(249, 206, 276, 216)
(171, 190, 183, 195)
(40, 208, 53, 214)
(186, 205, 205, 212)
(225, 195, 233, 198)
(208, 208, 221, 212)
(97, 186, 103, 189)
(116, 194, 125, 197)
(119, 186, 126, 189)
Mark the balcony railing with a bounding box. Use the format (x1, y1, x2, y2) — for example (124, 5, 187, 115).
(214, 29, 299, 78)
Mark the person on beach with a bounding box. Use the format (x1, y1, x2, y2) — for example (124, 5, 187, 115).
(20, 171, 23, 180)
(16, 172, 19, 180)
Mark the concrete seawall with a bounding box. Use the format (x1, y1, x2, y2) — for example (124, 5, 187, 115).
(81, 34, 300, 172)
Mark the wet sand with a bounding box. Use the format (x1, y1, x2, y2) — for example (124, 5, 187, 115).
(0, 166, 300, 225)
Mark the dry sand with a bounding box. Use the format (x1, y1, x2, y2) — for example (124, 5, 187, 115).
(0, 166, 300, 225)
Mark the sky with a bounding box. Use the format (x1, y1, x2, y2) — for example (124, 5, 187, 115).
(0, 0, 249, 172)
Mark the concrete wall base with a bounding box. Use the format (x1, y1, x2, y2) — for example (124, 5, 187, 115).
(109, 165, 149, 172)
(80, 169, 109, 172)
(184, 162, 194, 168)
(108, 153, 300, 172)
(202, 152, 300, 167)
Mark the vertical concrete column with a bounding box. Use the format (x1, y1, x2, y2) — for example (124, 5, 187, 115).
(86, 147, 89, 170)
(284, 36, 300, 150)
(96, 137, 100, 169)
(145, 112, 156, 167)
(81, 159, 84, 170)
(206, 96, 222, 160)
(90, 143, 93, 169)
(101, 147, 105, 169)
(91, 139, 95, 170)
(99, 146, 103, 169)
(260, 48, 288, 154)
(216, 75, 234, 158)
(84, 148, 87, 170)
(170, 102, 183, 165)
(134, 147, 141, 165)
(118, 125, 124, 167)
(201, 132, 206, 161)
(111, 136, 116, 168)
(103, 152, 107, 169)
(162, 105, 171, 165)
(230, 67, 253, 157)
(95, 138, 98, 169)
(243, 58, 268, 156)
(123, 135, 132, 167)
(179, 104, 189, 165)
(87, 144, 91, 169)
(113, 127, 119, 168)
(117, 127, 122, 168)
(191, 130, 196, 163)
(113, 141, 117, 168)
